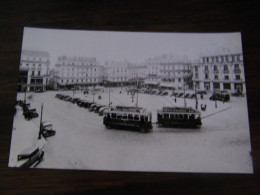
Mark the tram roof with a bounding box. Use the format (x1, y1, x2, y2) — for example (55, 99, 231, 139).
(158, 107, 200, 114)
(105, 106, 151, 115)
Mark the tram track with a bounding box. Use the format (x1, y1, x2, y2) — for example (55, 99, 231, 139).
(201, 106, 231, 119)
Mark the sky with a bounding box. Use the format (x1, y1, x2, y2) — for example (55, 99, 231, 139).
(21, 27, 243, 68)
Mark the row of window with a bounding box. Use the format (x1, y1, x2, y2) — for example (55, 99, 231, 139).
(21, 63, 43, 67)
(203, 82, 242, 90)
(61, 68, 98, 72)
(158, 113, 199, 120)
(62, 62, 97, 66)
(202, 74, 241, 80)
(31, 71, 41, 76)
(202, 55, 242, 63)
(60, 78, 97, 83)
(107, 113, 150, 121)
(22, 57, 47, 61)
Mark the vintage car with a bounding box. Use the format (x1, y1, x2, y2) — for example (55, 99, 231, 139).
(89, 103, 103, 112)
(94, 105, 106, 113)
(209, 90, 230, 102)
(98, 107, 110, 116)
(72, 98, 80, 104)
(40, 121, 56, 138)
(24, 108, 38, 120)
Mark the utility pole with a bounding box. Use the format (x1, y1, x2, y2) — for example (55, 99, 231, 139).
(135, 74, 139, 107)
(184, 83, 186, 107)
(38, 103, 43, 140)
(108, 81, 111, 107)
(24, 86, 27, 103)
(195, 82, 198, 109)
(92, 85, 95, 103)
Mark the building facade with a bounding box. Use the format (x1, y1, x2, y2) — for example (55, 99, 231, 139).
(192, 53, 245, 94)
(54, 56, 104, 89)
(103, 60, 146, 87)
(143, 55, 193, 90)
(18, 50, 50, 92)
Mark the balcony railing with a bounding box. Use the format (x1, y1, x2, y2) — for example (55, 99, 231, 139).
(213, 70, 219, 74)
(234, 69, 241, 74)
(223, 70, 229, 74)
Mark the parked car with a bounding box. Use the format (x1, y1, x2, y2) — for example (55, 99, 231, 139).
(89, 104, 100, 112)
(209, 90, 230, 102)
(177, 93, 184, 97)
(94, 105, 105, 113)
(22, 103, 30, 112)
(99, 107, 110, 116)
(64, 96, 72, 102)
(189, 93, 196, 99)
(86, 102, 96, 108)
(40, 121, 56, 138)
(184, 93, 190, 98)
(231, 91, 244, 97)
(24, 108, 38, 120)
(72, 98, 80, 104)
(161, 91, 168, 96)
(196, 90, 207, 95)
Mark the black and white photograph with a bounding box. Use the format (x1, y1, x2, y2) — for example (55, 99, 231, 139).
(8, 27, 253, 173)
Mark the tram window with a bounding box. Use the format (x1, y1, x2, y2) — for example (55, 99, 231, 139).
(190, 114, 195, 119)
(175, 114, 178, 119)
(170, 114, 174, 119)
(116, 114, 122, 119)
(179, 114, 183, 119)
(184, 114, 188, 120)
(128, 114, 133, 120)
(158, 113, 162, 119)
(122, 115, 127, 120)
(111, 113, 116, 119)
(134, 115, 139, 121)
(164, 114, 169, 119)
(144, 116, 148, 122)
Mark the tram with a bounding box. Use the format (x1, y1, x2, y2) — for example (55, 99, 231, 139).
(157, 107, 202, 128)
(103, 106, 152, 132)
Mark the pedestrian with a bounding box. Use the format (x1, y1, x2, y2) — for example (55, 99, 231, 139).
(175, 97, 177, 103)
(215, 101, 217, 108)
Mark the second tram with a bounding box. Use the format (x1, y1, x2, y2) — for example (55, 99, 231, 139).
(157, 107, 202, 128)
